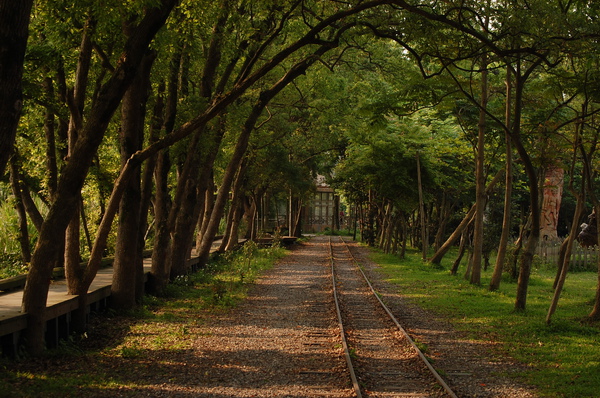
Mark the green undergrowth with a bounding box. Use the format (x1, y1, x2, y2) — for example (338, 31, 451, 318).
(0, 242, 287, 397)
(369, 247, 600, 398)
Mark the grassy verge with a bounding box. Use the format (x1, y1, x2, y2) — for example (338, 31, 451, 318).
(369, 247, 600, 398)
(0, 242, 287, 397)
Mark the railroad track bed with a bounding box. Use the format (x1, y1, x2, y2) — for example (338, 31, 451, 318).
(340, 237, 538, 398)
(330, 236, 452, 397)
(51, 235, 537, 397)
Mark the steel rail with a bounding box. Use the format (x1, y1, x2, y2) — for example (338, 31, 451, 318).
(337, 236, 459, 398)
(328, 236, 363, 398)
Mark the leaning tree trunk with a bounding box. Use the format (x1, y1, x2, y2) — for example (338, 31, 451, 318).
(224, 160, 248, 251)
(430, 169, 503, 266)
(196, 44, 335, 267)
(451, 223, 471, 275)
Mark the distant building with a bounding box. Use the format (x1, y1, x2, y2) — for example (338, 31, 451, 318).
(303, 175, 340, 233)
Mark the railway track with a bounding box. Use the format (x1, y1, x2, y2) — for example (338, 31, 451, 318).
(329, 236, 458, 398)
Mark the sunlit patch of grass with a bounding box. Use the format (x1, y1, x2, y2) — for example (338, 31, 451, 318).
(368, 246, 600, 398)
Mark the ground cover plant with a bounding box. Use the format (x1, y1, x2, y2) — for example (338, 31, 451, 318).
(0, 244, 286, 398)
(369, 247, 600, 398)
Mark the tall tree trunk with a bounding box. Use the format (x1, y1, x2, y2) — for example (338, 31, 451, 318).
(223, 160, 248, 251)
(490, 67, 513, 291)
(540, 166, 564, 241)
(226, 198, 245, 251)
(512, 67, 541, 311)
(65, 19, 94, 298)
(111, 50, 154, 310)
(169, 125, 224, 278)
(0, 0, 34, 175)
(138, 83, 164, 293)
(150, 50, 182, 293)
(433, 193, 451, 251)
(149, 147, 171, 294)
(42, 75, 59, 198)
(198, 174, 216, 246)
(470, 55, 489, 285)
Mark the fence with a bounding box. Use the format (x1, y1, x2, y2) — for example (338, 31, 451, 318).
(537, 239, 599, 271)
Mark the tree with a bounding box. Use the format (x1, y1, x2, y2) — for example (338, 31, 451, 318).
(0, 0, 34, 175)
(21, 0, 178, 355)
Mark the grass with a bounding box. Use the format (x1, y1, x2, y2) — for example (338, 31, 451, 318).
(0, 242, 287, 397)
(369, 246, 600, 398)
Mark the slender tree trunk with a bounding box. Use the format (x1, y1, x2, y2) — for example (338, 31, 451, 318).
(198, 174, 216, 245)
(42, 75, 59, 198)
(225, 199, 245, 251)
(136, 79, 163, 296)
(416, 152, 427, 261)
(243, 195, 257, 240)
(512, 74, 541, 311)
(224, 160, 248, 251)
(9, 157, 31, 263)
(20, 183, 44, 231)
(433, 193, 450, 251)
(399, 214, 407, 259)
(546, 189, 585, 324)
(464, 250, 474, 281)
(588, 203, 600, 321)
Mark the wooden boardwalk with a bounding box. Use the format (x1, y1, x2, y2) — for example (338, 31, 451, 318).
(0, 258, 157, 357)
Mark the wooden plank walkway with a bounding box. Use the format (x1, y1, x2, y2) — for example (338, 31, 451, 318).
(0, 259, 154, 357)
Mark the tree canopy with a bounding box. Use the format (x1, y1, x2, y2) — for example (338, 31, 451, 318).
(2, 0, 600, 354)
